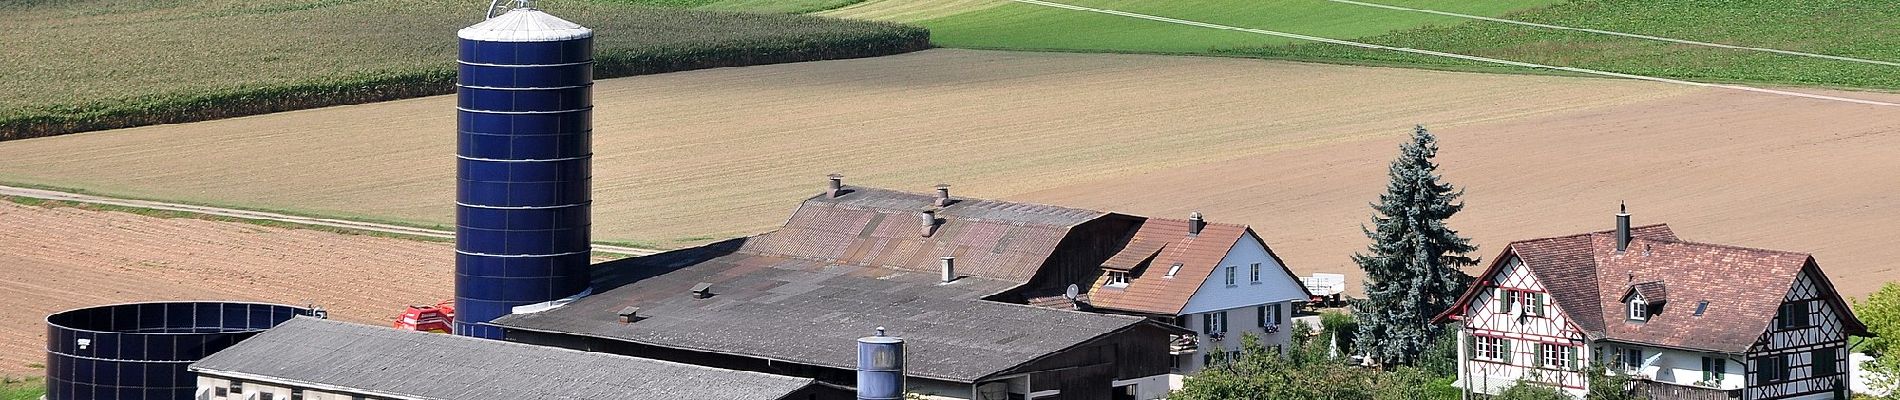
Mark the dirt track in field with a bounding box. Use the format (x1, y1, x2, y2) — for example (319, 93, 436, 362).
(0, 48, 1896, 312)
(0, 202, 452, 375)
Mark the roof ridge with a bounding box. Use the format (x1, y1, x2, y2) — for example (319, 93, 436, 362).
(1629, 236, 1812, 257)
(1505, 223, 1673, 245)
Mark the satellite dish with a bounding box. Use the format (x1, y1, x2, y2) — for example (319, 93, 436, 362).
(1064, 284, 1080, 300)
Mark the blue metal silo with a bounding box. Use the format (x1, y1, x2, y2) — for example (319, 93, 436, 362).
(45, 302, 313, 400)
(857, 327, 906, 400)
(453, 1, 594, 339)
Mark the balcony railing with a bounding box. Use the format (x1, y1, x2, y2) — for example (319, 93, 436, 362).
(1170, 334, 1198, 354)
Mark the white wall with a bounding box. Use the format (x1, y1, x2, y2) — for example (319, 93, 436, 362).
(1178, 300, 1296, 372)
(1595, 342, 1744, 390)
(1179, 231, 1307, 315)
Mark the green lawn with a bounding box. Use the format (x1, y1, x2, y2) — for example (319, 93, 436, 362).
(0, 0, 925, 140)
(0, 377, 42, 400)
(600, 0, 867, 14)
(891, 0, 1900, 90)
(918, 0, 1559, 53)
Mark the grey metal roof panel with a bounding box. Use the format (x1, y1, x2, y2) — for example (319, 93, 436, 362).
(190, 317, 815, 400)
(496, 246, 1148, 383)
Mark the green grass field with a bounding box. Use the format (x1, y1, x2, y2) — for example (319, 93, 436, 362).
(602, 0, 867, 14)
(861, 0, 1900, 90)
(0, 376, 41, 400)
(0, 0, 925, 140)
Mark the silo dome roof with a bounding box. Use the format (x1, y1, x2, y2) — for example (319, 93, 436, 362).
(458, 8, 593, 42)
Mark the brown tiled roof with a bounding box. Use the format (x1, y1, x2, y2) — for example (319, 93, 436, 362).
(1437, 223, 1870, 354)
(739, 187, 1112, 283)
(1629, 281, 1668, 303)
(1082, 219, 1304, 315)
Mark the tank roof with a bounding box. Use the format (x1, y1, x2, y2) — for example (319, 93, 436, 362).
(458, 8, 592, 42)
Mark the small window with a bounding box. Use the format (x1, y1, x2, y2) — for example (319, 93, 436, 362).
(1224, 266, 1237, 286)
(1777, 301, 1810, 330)
(216, 387, 228, 397)
(1539, 344, 1574, 370)
(1815, 348, 1838, 376)
(1693, 300, 1709, 316)
(1165, 263, 1182, 278)
(1519, 292, 1545, 317)
(1473, 336, 1506, 361)
(1106, 271, 1130, 288)
(1756, 354, 1788, 383)
(1258, 303, 1281, 326)
(231, 382, 243, 394)
(1249, 263, 1261, 283)
(1702, 356, 1726, 382)
(292, 390, 305, 400)
(1619, 348, 1643, 373)
(1202, 312, 1228, 335)
(1629, 299, 1649, 321)
(262, 393, 275, 400)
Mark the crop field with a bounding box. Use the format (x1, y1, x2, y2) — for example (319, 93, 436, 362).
(0, 200, 453, 375)
(2, 49, 1897, 300)
(0, 0, 925, 140)
(826, 0, 1900, 90)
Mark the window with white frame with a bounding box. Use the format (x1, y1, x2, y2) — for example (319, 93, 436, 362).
(1258, 303, 1281, 327)
(1538, 343, 1575, 370)
(1106, 271, 1130, 288)
(1776, 301, 1810, 330)
(1202, 311, 1228, 335)
(1619, 347, 1643, 373)
(1521, 292, 1546, 317)
(1628, 297, 1649, 321)
(1249, 263, 1261, 283)
(1225, 266, 1237, 286)
(1701, 356, 1727, 383)
(1473, 336, 1507, 361)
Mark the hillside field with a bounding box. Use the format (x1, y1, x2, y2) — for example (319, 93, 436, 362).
(0, 0, 925, 139)
(825, 0, 1900, 90)
(1, 49, 1895, 300)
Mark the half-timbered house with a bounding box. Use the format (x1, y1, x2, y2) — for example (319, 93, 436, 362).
(1434, 209, 1867, 399)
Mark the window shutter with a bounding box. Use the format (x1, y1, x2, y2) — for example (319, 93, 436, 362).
(1567, 346, 1578, 370)
(1495, 288, 1508, 313)
(1501, 339, 1513, 363)
(1467, 335, 1477, 359)
(1534, 293, 1546, 316)
(1202, 313, 1213, 334)
(1533, 343, 1545, 367)
(1220, 311, 1229, 333)
(1258, 306, 1266, 328)
(1274, 304, 1282, 324)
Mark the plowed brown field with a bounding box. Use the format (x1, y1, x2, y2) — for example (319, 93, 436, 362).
(0, 49, 1896, 331)
(0, 202, 451, 375)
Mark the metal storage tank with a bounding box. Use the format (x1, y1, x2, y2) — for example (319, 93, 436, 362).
(857, 328, 906, 400)
(454, 0, 595, 339)
(44, 302, 312, 400)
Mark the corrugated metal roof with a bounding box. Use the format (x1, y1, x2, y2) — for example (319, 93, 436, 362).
(190, 317, 815, 400)
(493, 238, 1151, 383)
(741, 187, 1111, 282)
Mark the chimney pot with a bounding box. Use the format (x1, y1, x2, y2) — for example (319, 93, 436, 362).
(1615, 202, 1631, 253)
(940, 257, 956, 283)
(1188, 211, 1205, 236)
(919, 209, 938, 237)
(934, 184, 953, 207)
(826, 174, 845, 198)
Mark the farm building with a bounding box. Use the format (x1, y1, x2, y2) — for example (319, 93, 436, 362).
(188, 317, 847, 400)
(1434, 208, 1868, 399)
(489, 179, 1310, 398)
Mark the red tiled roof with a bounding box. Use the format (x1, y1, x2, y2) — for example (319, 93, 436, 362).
(1437, 223, 1869, 353)
(1082, 219, 1304, 315)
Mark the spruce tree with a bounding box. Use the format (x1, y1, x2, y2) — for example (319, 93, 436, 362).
(1352, 125, 1478, 367)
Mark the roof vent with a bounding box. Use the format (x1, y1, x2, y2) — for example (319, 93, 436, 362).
(691, 282, 714, 299)
(940, 256, 957, 283)
(1188, 211, 1205, 236)
(934, 184, 954, 207)
(919, 209, 939, 237)
(617, 306, 641, 323)
(827, 173, 845, 198)
(1616, 202, 1632, 253)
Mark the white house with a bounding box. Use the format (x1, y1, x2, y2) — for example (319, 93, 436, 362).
(1079, 212, 1312, 374)
(1434, 210, 1868, 400)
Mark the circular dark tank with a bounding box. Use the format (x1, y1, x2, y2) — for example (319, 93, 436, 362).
(44, 301, 311, 400)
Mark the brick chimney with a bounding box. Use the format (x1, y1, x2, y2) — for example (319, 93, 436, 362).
(1188, 211, 1205, 236)
(827, 173, 844, 198)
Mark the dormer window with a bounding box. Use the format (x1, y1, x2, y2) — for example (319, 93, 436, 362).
(1106, 271, 1130, 288)
(1628, 297, 1649, 321)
